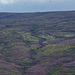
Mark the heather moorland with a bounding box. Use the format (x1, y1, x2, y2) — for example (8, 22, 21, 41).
(0, 11, 75, 75)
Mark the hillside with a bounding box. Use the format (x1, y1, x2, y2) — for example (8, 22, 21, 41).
(0, 11, 75, 75)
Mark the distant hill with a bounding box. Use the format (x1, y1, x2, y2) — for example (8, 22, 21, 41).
(0, 11, 75, 75)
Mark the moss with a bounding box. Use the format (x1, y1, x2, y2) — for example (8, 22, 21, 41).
(19, 32, 39, 42)
(16, 57, 32, 63)
(54, 31, 75, 38)
(39, 35, 55, 40)
(52, 71, 59, 75)
(7, 28, 21, 31)
(30, 44, 39, 49)
(0, 68, 21, 75)
(37, 44, 73, 56)
(0, 49, 12, 57)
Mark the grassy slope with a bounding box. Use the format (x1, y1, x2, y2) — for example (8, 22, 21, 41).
(0, 11, 75, 75)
